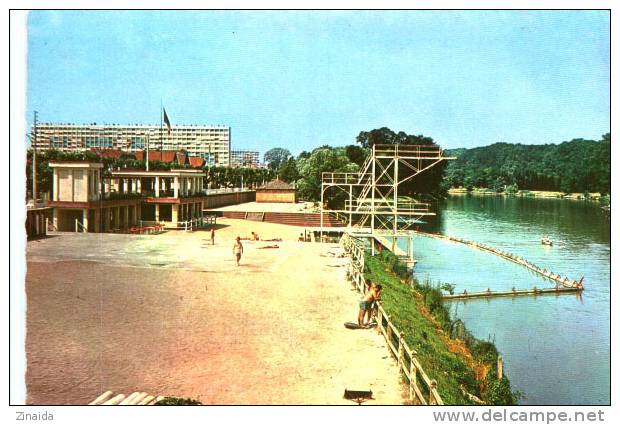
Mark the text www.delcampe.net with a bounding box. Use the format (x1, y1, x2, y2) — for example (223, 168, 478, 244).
(433, 409, 605, 423)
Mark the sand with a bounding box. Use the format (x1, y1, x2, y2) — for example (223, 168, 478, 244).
(25, 219, 406, 405)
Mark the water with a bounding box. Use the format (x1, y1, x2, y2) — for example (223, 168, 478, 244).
(400, 195, 610, 405)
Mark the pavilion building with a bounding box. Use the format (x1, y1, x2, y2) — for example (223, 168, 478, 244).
(48, 161, 207, 232)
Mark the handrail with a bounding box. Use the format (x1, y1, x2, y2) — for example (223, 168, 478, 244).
(340, 233, 444, 405)
(75, 219, 87, 233)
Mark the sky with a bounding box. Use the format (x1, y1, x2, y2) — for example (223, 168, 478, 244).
(26, 10, 610, 155)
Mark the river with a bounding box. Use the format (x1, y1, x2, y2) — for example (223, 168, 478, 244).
(403, 195, 610, 405)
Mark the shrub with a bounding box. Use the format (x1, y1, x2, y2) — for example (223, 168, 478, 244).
(154, 397, 202, 406)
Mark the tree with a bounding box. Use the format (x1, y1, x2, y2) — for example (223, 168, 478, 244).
(278, 157, 300, 183)
(356, 127, 446, 197)
(296, 147, 358, 202)
(344, 145, 368, 166)
(264, 148, 292, 170)
(442, 137, 611, 194)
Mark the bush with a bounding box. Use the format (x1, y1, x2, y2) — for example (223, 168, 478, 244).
(154, 397, 202, 405)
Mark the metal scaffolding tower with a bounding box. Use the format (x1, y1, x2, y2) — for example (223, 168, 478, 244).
(321, 144, 453, 261)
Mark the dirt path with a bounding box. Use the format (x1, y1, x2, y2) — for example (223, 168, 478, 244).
(26, 222, 405, 404)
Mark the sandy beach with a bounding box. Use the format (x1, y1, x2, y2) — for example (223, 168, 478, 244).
(25, 219, 405, 405)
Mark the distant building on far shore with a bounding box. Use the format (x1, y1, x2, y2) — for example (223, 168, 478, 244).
(30, 122, 231, 167)
(230, 150, 260, 168)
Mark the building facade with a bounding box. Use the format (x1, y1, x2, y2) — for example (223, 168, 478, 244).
(48, 161, 207, 232)
(31, 123, 231, 167)
(256, 179, 297, 203)
(230, 150, 260, 168)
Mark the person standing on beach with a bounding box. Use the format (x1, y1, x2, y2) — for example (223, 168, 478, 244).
(233, 236, 244, 266)
(211, 228, 215, 245)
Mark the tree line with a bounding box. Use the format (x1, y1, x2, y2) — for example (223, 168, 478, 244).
(263, 127, 446, 202)
(443, 133, 611, 194)
(26, 130, 611, 201)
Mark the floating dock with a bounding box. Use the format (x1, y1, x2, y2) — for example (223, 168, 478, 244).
(443, 286, 582, 300)
(412, 231, 584, 292)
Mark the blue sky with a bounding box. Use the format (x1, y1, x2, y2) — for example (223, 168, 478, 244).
(27, 10, 610, 155)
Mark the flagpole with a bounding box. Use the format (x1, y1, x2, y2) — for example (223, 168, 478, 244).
(160, 99, 163, 152)
(146, 132, 150, 171)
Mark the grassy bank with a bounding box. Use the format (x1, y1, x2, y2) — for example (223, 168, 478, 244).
(364, 249, 518, 405)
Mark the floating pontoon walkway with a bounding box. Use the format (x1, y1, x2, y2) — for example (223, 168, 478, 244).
(443, 286, 582, 300)
(412, 231, 585, 291)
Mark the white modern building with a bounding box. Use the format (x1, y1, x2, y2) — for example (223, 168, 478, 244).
(230, 150, 260, 168)
(31, 123, 231, 167)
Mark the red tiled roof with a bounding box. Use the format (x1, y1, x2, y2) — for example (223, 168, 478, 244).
(90, 148, 133, 160)
(133, 150, 186, 163)
(258, 179, 296, 191)
(188, 157, 205, 168)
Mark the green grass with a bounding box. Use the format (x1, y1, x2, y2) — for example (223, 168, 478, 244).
(364, 250, 518, 405)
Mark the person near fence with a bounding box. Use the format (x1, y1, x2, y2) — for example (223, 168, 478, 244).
(358, 284, 382, 327)
(233, 236, 244, 266)
(364, 280, 380, 325)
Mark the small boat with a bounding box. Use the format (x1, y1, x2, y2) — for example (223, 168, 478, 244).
(541, 236, 553, 246)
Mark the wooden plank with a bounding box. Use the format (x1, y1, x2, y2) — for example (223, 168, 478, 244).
(102, 394, 126, 405)
(127, 392, 149, 405)
(137, 395, 156, 406)
(119, 392, 142, 405)
(414, 386, 428, 405)
(147, 396, 164, 405)
(89, 390, 113, 405)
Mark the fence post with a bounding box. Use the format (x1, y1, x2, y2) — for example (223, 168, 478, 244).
(430, 380, 438, 405)
(497, 355, 503, 380)
(409, 349, 418, 402)
(398, 332, 405, 370)
(376, 306, 383, 335)
(386, 316, 392, 346)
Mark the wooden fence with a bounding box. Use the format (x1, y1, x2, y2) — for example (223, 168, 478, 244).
(340, 233, 444, 405)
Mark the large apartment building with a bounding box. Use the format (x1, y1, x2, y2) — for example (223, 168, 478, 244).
(230, 150, 260, 168)
(31, 123, 231, 167)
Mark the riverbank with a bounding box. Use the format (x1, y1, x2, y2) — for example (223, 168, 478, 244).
(25, 220, 405, 405)
(364, 248, 517, 405)
(448, 187, 607, 202)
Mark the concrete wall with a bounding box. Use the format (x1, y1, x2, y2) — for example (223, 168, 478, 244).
(57, 169, 90, 202)
(73, 170, 87, 202)
(58, 169, 72, 201)
(203, 191, 255, 209)
(256, 190, 296, 203)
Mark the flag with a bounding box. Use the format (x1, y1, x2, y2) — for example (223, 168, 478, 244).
(163, 108, 171, 135)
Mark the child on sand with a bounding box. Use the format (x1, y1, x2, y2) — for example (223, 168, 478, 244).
(211, 228, 215, 245)
(233, 237, 244, 266)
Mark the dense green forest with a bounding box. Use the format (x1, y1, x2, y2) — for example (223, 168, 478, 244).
(443, 134, 611, 194)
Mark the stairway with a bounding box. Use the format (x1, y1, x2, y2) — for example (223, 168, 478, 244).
(217, 211, 345, 227)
